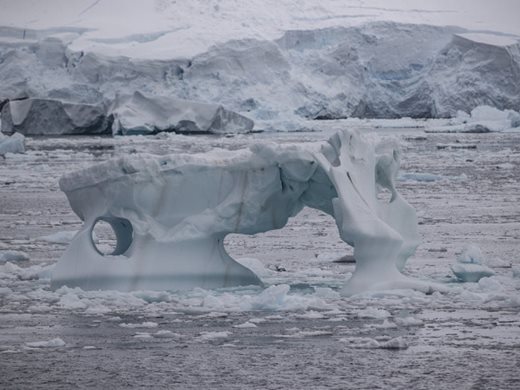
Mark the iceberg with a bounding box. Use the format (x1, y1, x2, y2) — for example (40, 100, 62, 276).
(110, 92, 254, 135)
(451, 263, 495, 283)
(451, 244, 496, 282)
(52, 129, 433, 295)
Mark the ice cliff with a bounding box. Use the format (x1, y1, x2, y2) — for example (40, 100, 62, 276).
(1, 22, 519, 133)
(52, 129, 437, 295)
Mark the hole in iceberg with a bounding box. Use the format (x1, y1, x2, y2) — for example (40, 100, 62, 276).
(91, 217, 133, 257)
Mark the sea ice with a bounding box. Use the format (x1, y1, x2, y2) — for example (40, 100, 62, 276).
(51, 129, 437, 296)
(0, 250, 29, 263)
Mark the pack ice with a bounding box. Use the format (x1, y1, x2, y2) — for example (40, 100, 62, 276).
(52, 129, 438, 296)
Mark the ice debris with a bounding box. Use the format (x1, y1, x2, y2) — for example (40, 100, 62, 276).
(0, 132, 25, 156)
(0, 250, 29, 263)
(451, 244, 495, 282)
(25, 338, 66, 348)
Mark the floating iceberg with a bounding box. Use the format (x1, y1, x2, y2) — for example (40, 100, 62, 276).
(451, 244, 495, 282)
(52, 129, 434, 295)
(451, 263, 495, 283)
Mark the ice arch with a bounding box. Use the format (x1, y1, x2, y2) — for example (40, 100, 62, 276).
(52, 130, 427, 295)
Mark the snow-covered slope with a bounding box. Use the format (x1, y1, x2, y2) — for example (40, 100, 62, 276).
(2, 0, 519, 59)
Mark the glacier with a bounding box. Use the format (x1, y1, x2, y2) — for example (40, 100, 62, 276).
(0, 22, 519, 135)
(51, 129, 436, 295)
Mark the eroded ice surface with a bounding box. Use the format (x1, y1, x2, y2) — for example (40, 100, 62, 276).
(52, 129, 426, 295)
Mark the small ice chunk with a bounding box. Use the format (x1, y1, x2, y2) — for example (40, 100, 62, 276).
(25, 338, 66, 348)
(0, 250, 29, 263)
(372, 319, 397, 329)
(119, 321, 158, 328)
(478, 276, 503, 292)
(295, 310, 326, 319)
(457, 244, 484, 264)
(153, 330, 179, 338)
(496, 163, 514, 170)
(451, 263, 495, 283)
(37, 230, 78, 244)
(512, 266, 520, 279)
(379, 337, 408, 350)
(0, 133, 25, 156)
(357, 308, 391, 319)
(197, 331, 231, 341)
(339, 337, 380, 349)
(83, 345, 100, 350)
(133, 332, 152, 339)
(395, 316, 423, 327)
(233, 321, 257, 329)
